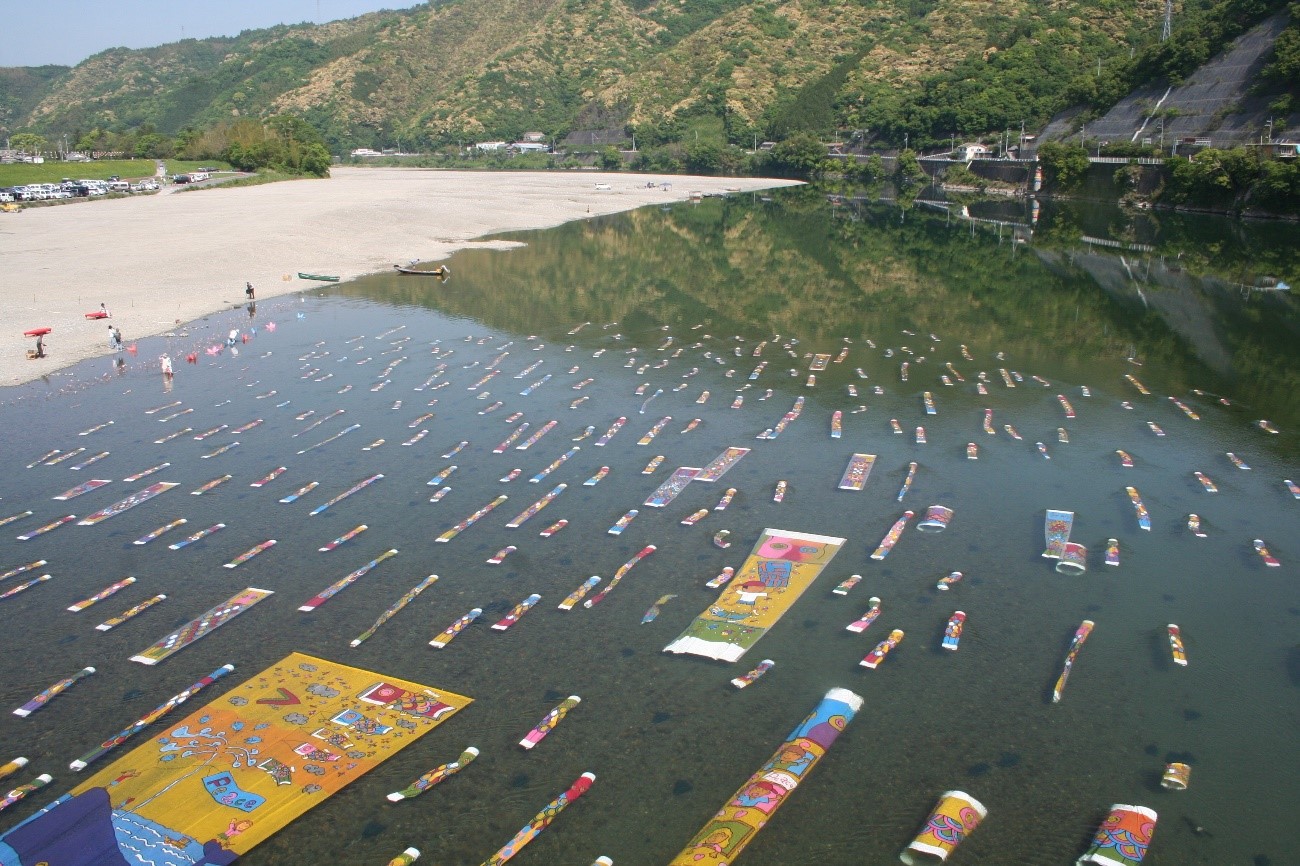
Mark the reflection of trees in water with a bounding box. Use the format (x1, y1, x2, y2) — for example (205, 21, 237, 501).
(337, 185, 1298, 426)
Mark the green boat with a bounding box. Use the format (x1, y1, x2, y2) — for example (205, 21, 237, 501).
(297, 272, 340, 282)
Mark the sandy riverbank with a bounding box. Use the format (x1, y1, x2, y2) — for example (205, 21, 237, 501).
(1, 167, 801, 386)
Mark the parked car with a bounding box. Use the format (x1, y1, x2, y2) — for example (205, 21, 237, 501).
(0, 190, 14, 203)
(173, 174, 191, 184)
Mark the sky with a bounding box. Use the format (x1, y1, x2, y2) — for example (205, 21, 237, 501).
(0, 0, 425, 68)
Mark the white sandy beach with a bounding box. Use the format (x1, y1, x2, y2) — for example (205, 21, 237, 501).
(1, 167, 800, 386)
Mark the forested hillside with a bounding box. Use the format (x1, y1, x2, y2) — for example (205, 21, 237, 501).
(1, 0, 1294, 154)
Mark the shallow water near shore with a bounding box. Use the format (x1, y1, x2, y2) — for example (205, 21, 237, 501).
(0, 187, 1297, 865)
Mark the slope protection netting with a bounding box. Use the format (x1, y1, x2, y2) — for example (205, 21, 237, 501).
(1045, 13, 1297, 147)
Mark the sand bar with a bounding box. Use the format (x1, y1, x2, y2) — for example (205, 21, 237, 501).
(1, 167, 801, 386)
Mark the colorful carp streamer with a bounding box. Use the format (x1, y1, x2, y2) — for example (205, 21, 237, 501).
(319, 525, 368, 552)
(899, 790, 987, 864)
(0, 758, 29, 784)
(0, 774, 53, 814)
(310, 474, 383, 516)
(280, 481, 319, 503)
(429, 608, 482, 648)
(519, 696, 581, 749)
(351, 575, 439, 647)
(506, 484, 566, 528)
(731, 659, 774, 689)
(480, 772, 596, 866)
(95, 594, 167, 632)
(13, 667, 96, 716)
(169, 523, 225, 550)
(299, 549, 399, 611)
(0, 574, 52, 600)
(860, 629, 904, 668)
(558, 577, 601, 610)
(870, 511, 914, 560)
(641, 594, 677, 623)
(1052, 620, 1096, 703)
(223, 539, 277, 569)
(437, 495, 509, 542)
(67, 577, 136, 612)
(1077, 804, 1158, 865)
(845, 597, 883, 634)
(669, 688, 862, 865)
(493, 594, 541, 631)
(69, 664, 234, 771)
(134, 519, 187, 545)
(387, 747, 479, 801)
(584, 545, 656, 607)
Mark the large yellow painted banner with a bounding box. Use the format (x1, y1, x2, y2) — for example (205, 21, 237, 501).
(0, 653, 471, 865)
(662, 528, 845, 662)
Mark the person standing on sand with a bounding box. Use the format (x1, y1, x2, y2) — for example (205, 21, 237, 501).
(246, 282, 255, 301)
(108, 325, 119, 350)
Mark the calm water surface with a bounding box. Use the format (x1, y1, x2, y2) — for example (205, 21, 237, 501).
(0, 186, 1296, 865)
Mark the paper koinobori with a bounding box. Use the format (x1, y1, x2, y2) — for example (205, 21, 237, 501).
(662, 528, 845, 662)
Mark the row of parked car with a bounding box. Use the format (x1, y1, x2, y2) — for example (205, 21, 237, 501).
(0, 177, 160, 202)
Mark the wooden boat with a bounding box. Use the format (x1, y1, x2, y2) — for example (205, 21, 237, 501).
(298, 272, 340, 282)
(393, 265, 449, 277)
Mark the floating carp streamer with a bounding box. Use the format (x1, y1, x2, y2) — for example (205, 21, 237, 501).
(669, 689, 861, 866)
(437, 495, 508, 542)
(67, 577, 136, 612)
(493, 594, 541, 630)
(309, 473, 383, 516)
(1077, 804, 1158, 865)
(429, 608, 482, 648)
(731, 659, 774, 689)
(899, 790, 987, 864)
(387, 747, 479, 801)
(519, 696, 581, 749)
(13, 666, 96, 716)
(832, 574, 861, 596)
(69, 664, 234, 771)
(585, 545, 655, 607)
(642, 594, 677, 623)
(296, 422, 361, 455)
(0, 774, 53, 813)
(845, 597, 883, 633)
(95, 594, 167, 631)
(299, 549, 398, 611)
(871, 512, 913, 560)
(480, 772, 596, 866)
(351, 575, 439, 647)
(1052, 620, 1095, 703)
(860, 629, 904, 668)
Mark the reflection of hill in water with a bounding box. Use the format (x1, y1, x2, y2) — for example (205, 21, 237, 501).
(341, 186, 1299, 427)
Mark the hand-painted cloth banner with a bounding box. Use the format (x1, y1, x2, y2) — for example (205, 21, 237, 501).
(662, 528, 845, 662)
(0, 653, 470, 866)
(669, 687, 862, 865)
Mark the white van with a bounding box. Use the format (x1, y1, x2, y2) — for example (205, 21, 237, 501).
(189, 172, 209, 182)
(108, 181, 130, 193)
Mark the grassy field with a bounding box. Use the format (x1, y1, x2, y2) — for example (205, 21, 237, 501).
(0, 159, 235, 187)
(164, 159, 232, 175)
(0, 159, 159, 186)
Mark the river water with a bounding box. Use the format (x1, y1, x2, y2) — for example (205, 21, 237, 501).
(0, 185, 1296, 865)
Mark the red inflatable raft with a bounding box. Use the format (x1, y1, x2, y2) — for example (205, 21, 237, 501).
(24, 327, 52, 337)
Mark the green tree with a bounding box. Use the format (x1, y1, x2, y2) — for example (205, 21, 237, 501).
(598, 146, 623, 170)
(767, 134, 827, 176)
(895, 148, 926, 184)
(10, 132, 46, 153)
(1038, 141, 1091, 190)
(685, 139, 723, 173)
